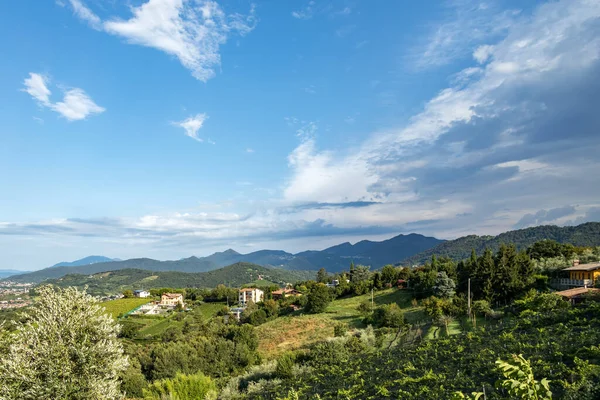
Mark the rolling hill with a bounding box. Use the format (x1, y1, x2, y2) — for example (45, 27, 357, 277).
(8, 233, 442, 283)
(49, 255, 118, 268)
(401, 222, 600, 265)
(44, 262, 314, 295)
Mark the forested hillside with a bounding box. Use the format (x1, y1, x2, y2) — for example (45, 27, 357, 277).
(402, 222, 600, 265)
(8, 233, 441, 283)
(45, 263, 313, 295)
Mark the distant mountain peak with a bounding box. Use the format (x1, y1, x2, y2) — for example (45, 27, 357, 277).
(50, 256, 116, 269)
(222, 249, 240, 255)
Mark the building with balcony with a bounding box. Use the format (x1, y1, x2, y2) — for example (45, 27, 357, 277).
(239, 288, 264, 306)
(556, 260, 600, 288)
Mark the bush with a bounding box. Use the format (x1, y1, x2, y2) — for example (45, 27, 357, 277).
(142, 372, 217, 400)
(275, 353, 296, 379)
(367, 303, 406, 328)
(334, 323, 347, 337)
(248, 309, 268, 326)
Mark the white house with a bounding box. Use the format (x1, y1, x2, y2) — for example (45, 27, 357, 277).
(239, 288, 264, 306)
(134, 290, 150, 298)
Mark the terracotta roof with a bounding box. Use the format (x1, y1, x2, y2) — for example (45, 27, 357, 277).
(554, 287, 600, 299)
(563, 262, 600, 271)
(162, 293, 182, 299)
(273, 288, 300, 295)
(240, 288, 260, 292)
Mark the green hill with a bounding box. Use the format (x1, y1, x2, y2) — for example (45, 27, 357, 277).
(402, 222, 600, 265)
(45, 263, 313, 295)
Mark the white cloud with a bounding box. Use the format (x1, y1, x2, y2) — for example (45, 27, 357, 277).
(22, 73, 105, 121)
(67, 0, 102, 30)
(51, 89, 106, 121)
(473, 44, 495, 63)
(174, 113, 208, 142)
(22, 73, 51, 105)
(246, 148, 255, 153)
(66, 0, 257, 82)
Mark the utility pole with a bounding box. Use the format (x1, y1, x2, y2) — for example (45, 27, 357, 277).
(371, 288, 374, 311)
(467, 278, 471, 318)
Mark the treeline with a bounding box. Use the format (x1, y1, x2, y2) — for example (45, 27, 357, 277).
(403, 221, 600, 265)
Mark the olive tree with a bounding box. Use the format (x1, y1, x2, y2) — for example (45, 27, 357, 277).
(0, 285, 128, 400)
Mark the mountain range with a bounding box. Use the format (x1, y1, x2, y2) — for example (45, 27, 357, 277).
(8, 233, 442, 283)
(6, 222, 600, 284)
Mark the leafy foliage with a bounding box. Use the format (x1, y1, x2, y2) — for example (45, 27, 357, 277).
(495, 354, 552, 400)
(0, 285, 128, 400)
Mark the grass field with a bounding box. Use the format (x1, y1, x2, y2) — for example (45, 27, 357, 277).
(101, 298, 152, 319)
(257, 288, 423, 358)
(195, 302, 224, 321)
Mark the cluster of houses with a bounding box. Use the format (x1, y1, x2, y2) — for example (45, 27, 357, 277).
(0, 298, 31, 310)
(229, 286, 303, 321)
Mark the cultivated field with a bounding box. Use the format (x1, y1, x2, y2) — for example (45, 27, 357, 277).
(101, 298, 152, 319)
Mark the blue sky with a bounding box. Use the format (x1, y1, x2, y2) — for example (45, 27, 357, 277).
(1, 0, 600, 270)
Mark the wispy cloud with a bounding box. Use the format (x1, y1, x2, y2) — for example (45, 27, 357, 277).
(65, 0, 257, 82)
(174, 113, 208, 142)
(304, 85, 316, 94)
(66, 0, 102, 30)
(335, 24, 356, 38)
(22, 73, 105, 121)
(246, 148, 255, 153)
(292, 1, 316, 20)
(413, 0, 520, 68)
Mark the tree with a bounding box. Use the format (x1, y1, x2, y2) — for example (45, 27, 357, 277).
(433, 272, 456, 299)
(0, 285, 128, 400)
(143, 372, 217, 400)
(381, 265, 399, 285)
(316, 268, 329, 283)
(247, 309, 267, 326)
(373, 271, 383, 289)
(351, 265, 372, 283)
(306, 284, 332, 313)
(123, 289, 134, 298)
(369, 303, 405, 328)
